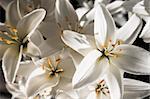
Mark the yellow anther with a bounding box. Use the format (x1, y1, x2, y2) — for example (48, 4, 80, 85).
(12, 28, 17, 33)
(5, 39, 15, 45)
(0, 37, 3, 41)
(95, 80, 109, 96)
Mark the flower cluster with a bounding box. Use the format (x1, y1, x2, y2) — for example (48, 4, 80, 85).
(0, 0, 150, 99)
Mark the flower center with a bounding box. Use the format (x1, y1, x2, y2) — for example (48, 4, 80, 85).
(42, 58, 64, 78)
(95, 80, 109, 95)
(0, 26, 20, 45)
(99, 40, 123, 58)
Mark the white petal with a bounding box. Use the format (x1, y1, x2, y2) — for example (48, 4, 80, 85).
(55, 78, 79, 98)
(133, 1, 149, 16)
(60, 56, 76, 79)
(69, 49, 84, 69)
(56, 92, 72, 99)
(139, 20, 150, 43)
(55, 0, 78, 30)
(30, 30, 44, 47)
(144, 0, 150, 14)
(86, 92, 98, 99)
(122, 0, 141, 12)
(17, 61, 37, 80)
(38, 16, 60, 38)
(105, 65, 122, 99)
(17, 8, 46, 40)
(116, 14, 142, 44)
(81, 21, 94, 35)
(39, 37, 64, 57)
(6, 0, 21, 27)
(0, 45, 9, 60)
(76, 7, 89, 20)
(80, 8, 95, 22)
(72, 50, 105, 88)
(0, 0, 12, 10)
(62, 30, 96, 56)
(40, 0, 55, 17)
(26, 41, 41, 58)
(6, 83, 26, 99)
(111, 44, 150, 75)
(123, 78, 150, 99)
(94, 3, 116, 50)
(26, 68, 59, 97)
(106, 1, 124, 14)
(2, 45, 23, 83)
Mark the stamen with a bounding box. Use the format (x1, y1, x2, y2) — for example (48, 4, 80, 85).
(42, 58, 63, 78)
(95, 80, 109, 96)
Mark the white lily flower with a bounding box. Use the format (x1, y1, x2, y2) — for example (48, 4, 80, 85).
(61, 3, 149, 90)
(5, 61, 37, 99)
(77, 77, 150, 99)
(77, 0, 126, 27)
(0, 8, 46, 83)
(123, 0, 150, 43)
(5, 0, 63, 57)
(25, 50, 76, 97)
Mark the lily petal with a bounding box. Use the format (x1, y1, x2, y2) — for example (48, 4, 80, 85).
(0, 0, 12, 10)
(87, 91, 109, 99)
(139, 20, 150, 43)
(116, 14, 142, 44)
(39, 37, 64, 57)
(122, 0, 141, 12)
(61, 30, 96, 56)
(69, 49, 84, 69)
(0, 45, 9, 60)
(105, 65, 122, 99)
(26, 68, 59, 97)
(30, 30, 44, 47)
(17, 8, 46, 40)
(72, 50, 107, 88)
(6, 0, 22, 27)
(55, 0, 78, 30)
(60, 56, 76, 79)
(106, 1, 124, 14)
(123, 78, 150, 99)
(17, 61, 37, 80)
(133, 1, 149, 16)
(86, 92, 98, 99)
(2, 45, 23, 83)
(76, 7, 89, 20)
(111, 44, 150, 75)
(26, 41, 41, 58)
(144, 0, 150, 14)
(94, 3, 116, 50)
(38, 19, 60, 38)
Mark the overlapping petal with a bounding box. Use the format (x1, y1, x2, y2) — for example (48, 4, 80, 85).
(6, 0, 22, 27)
(123, 78, 150, 99)
(26, 68, 59, 97)
(62, 30, 96, 56)
(116, 14, 142, 44)
(17, 8, 46, 40)
(2, 45, 23, 83)
(55, 0, 78, 30)
(94, 3, 116, 50)
(111, 44, 150, 75)
(72, 50, 108, 88)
